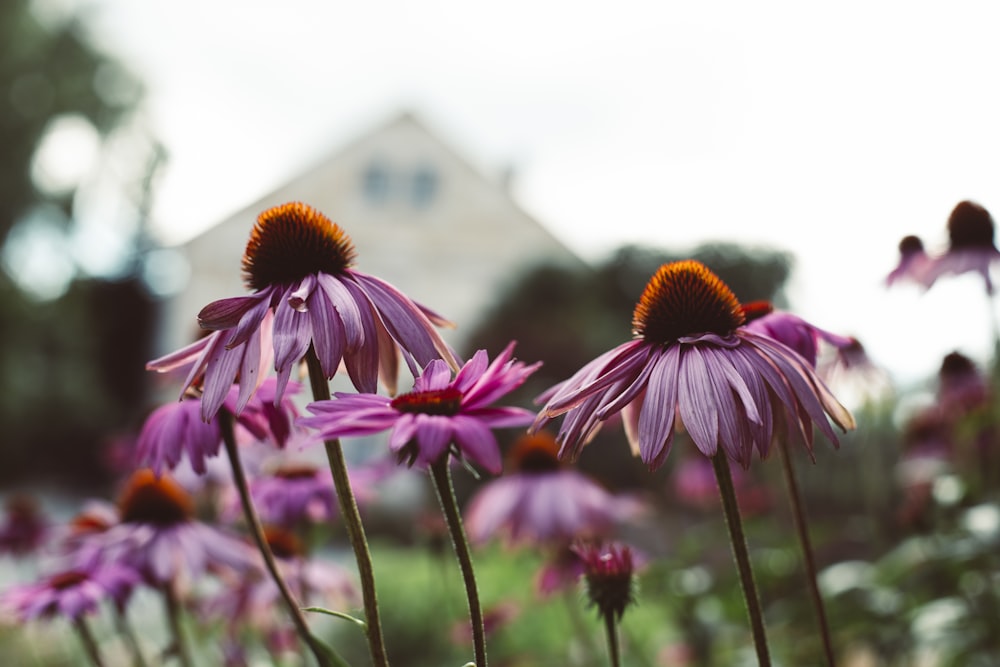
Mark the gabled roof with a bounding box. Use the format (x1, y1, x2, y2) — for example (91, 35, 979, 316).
(162, 110, 587, 356)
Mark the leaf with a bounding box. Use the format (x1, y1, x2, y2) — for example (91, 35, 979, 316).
(303, 606, 368, 631)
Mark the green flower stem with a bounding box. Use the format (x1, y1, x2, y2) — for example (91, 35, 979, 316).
(777, 439, 836, 667)
(603, 613, 621, 667)
(73, 616, 105, 667)
(429, 458, 487, 667)
(711, 451, 771, 667)
(162, 582, 193, 667)
(561, 589, 600, 662)
(114, 607, 149, 667)
(219, 409, 335, 667)
(305, 349, 390, 667)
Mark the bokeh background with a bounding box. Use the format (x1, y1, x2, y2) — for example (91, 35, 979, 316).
(3, 1, 1000, 665)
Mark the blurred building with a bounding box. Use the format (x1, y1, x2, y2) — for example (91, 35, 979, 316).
(158, 111, 586, 358)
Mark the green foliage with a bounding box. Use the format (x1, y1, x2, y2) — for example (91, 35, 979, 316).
(0, 0, 141, 244)
(0, 1, 152, 489)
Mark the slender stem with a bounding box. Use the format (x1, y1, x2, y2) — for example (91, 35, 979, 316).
(114, 607, 149, 667)
(562, 589, 600, 664)
(710, 452, 771, 666)
(219, 409, 333, 667)
(430, 458, 488, 667)
(777, 439, 836, 667)
(305, 349, 390, 667)
(162, 583, 193, 667)
(73, 616, 106, 667)
(602, 613, 621, 667)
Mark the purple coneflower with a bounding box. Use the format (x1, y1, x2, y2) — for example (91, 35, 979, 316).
(533, 260, 855, 470)
(574, 541, 638, 622)
(886, 235, 932, 288)
(924, 200, 1000, 294)
(55, 500, 119, 569)
(740, 301, 854, 368)
(300, 342, 541, 473)
(97, 469, 258, 589)
(235, 457, 386, 525)
(147, 201, 458, 421)
(136, 378, 302, 476)
(464, 431, 642, 546)
(202, 527, 359, 640)
(937, 351, 990, 417)
(1, 563, 138, 623)
(0, 494, 49, 557)
(574, 541, 640, 667)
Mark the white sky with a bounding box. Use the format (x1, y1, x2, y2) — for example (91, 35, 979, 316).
(71, 0, 1000, 387)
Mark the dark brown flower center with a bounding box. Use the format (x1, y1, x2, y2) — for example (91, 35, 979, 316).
(48, 570, 89, 591)
(390, 387, 463, 416)
(273, 463, 320, 480)
(508, 432, 562, 474)
(899, 235, 924, 255)
(939, 351, 976, 379)
(632, 260, 745, 344)
(263, 526, 303, 559)
(118, 470, 194, 526)
(947, 201, 996, 249)
(242, 202, 357, 292)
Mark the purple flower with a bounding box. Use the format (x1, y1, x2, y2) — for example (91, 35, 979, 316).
(1, 563, 139, 622)
(136, 378, 302, 476)
(147, 202, 458, 421)
(96, 470, 258, 588)
(533, 260, 855, 469)
(886, 235, 932, 288)
(0, 495, 49, 557)
(300, 343, 541, 473)
(201, 526, 359, 654)
(464, 431, 643, 546)
(55, 500, 120, 569)
(923, 200, 1000, 294)
(937, 351, 990, 417)
(741, 301, 854, 368)
(233, 457, 387, 525)
(573, 541, 639, 621)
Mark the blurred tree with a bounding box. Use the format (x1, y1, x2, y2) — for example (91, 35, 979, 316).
(0, 0, 158, 489)
(462, 242, 793, 490)
(0, 0, 140, 246)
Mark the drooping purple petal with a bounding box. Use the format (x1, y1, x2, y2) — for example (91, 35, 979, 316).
(350, 272, 459, 370)
(637, 347, 679, 469)
(198, 295, 264, 331)
(676, 346, 720, 458)
(450, 417, 502, 474)
(308, 284, 346, 378)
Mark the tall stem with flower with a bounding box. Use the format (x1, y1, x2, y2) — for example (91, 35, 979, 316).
(711, 451, 770, 665)
(218, 407, 341, 667)
(533, 260, 854, 664)
(430, 458, 488, 667)
(300, 342, 541, 667)
(305, 348, 389, 667)
(147, 201, 462, 667)
(776, 438, 835, 666)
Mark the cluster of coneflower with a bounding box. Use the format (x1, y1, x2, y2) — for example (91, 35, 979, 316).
(5, 197, 996, 666)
